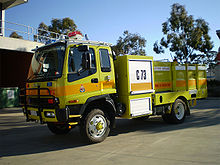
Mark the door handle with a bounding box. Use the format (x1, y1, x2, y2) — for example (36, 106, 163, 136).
(91, 78, 99, 83)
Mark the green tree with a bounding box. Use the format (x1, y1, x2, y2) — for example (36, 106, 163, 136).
(112, 30, 146, 56)
(48, 17, 77, 37)
(202, 51, 217, 69)
(153, 3, 214, 64)
(9, 32, 23, 39)
(36, 22, 49, 43)
(36, 17, 77, 43)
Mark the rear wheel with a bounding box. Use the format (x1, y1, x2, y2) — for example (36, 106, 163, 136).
(162, 99, 186, 124)
(80, 109, 110, 143)
(47, 123, 71, 135)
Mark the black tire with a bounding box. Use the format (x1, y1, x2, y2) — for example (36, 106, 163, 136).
(80, 109, 110, 143)
(162, 99, 186, 124)
(47, 123, 71, 135)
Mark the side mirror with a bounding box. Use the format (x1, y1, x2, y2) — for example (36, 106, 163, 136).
(82, 53, 91, 70)
(78, 45, 89, 52)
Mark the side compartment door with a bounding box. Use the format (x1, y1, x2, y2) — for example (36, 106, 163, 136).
(128, 59, 154, 117)
(129, 59, 154, 94)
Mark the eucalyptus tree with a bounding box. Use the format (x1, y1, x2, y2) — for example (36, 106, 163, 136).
(36, 17, 77, 43)
(154, 3, 214, 64)
(112, 30, 146, 56)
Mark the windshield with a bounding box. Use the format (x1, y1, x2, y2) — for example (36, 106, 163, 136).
(27, 43, 65, 81)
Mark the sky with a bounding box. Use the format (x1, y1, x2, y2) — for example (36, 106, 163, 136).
(5, 0, 220, 61)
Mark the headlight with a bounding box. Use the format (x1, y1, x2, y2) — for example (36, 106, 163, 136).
(45, 111, 55, 118)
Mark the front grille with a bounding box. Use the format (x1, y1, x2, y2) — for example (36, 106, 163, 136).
(20, 87, 56, 108)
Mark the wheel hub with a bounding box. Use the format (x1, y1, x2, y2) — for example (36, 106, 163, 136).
(96, 122, 103, 130)
(88, 114, 107, 138)
(175, 103, 185, 120)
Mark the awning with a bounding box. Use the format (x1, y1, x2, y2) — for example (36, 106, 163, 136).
(0, 0, 28, 10)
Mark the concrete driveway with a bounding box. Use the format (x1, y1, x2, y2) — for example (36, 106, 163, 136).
(0, 98, 220, 165)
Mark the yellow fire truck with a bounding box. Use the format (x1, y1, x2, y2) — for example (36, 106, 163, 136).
(20, 38, 207, 143)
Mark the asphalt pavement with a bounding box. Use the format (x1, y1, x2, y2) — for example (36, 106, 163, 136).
(0, 97, 220, 165)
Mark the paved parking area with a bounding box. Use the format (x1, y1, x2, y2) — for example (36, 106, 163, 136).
(0, 98, 220, 165)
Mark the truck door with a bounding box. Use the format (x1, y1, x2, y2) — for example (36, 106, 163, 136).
(66, 45, 101, 103)
(97, 47, 116, 95)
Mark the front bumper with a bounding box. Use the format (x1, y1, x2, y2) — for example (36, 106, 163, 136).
(23, 106, 81, 125)
(20, 86, 68, 123)
(23, 107, 58, 123)
(20, 87, 81, 125)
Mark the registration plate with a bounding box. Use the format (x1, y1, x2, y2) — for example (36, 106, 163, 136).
(30, 110, 37, 116)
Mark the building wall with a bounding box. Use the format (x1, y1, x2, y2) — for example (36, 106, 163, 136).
(0, 49, 33, 88)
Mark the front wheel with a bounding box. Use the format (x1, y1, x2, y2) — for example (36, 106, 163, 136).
(47, 123, 71, 135)
(162, 99, 186, 124)
(80, 109, 110, 143)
